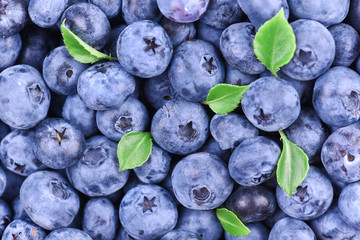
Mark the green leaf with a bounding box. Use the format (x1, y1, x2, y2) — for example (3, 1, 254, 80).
(216, 208, 251, 237)
(60, 19, 117, 63)
(202, 84, 250, 114)
(117, 131, 153, 171)
(253, 8, 296, 77)
(277, 130, 309, 196)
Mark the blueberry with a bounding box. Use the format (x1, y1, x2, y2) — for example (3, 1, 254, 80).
(0, 121, 10, 142)
(83, 197, 117, 240)
(122, 0, 162, 25)
(0, 129, 46, 176)
(96, 97, 149, 142)
(160, 18, 197, 47)
(103, 25, 127, 58)
(282, 19, 335, 81)
(310, 206, 360, 239)
(0, 0, 26, 38)
(176, 207, 223, 240)
(151, 98, 209, 155)
(172, 152, 233, 210)
(117, 20, 173, 78)
(168, 39, 225, 102)
(0, 33, 22, 72)
(2, 219, 47, 240)
(284, 106, 328, 163)
(0, 166, 6, 198)
(229, 136, 280, 186)
(276, 166, 334, 220)
(241, 76, 301, 132)
(199, 136, 231, 162)
(44, 228, 93, 240)
(161, 229, 201, 240)
(62, 94, 98, 137)
(60, 3, 111, 50)
(43, 46, 89, 96)
(0, 199, 12, 236)
(288, 0, 349, 26)
(0, 64, 51, 129)
(2, 168, 25, 202)
(33, 118, 85, 169)
(348, 0, 360, 32)
(210, 113, 259, 150)
(237, 0, 289, 29)
(225, 63, 258, 87)
(264, 208, 289, 228)
(338, 182, 360, 229)
(157, 0, 210, 23)
(77, 61, 136, 110)
(220, 22, 265, 74)
(144, 71, 179, 110)
(225, 185, 277, 223)
(224, 222, 269, 240)
(89, 0, 121, 18)
(268, 217, 316, 240)
(12, 196, 30, 221)
(196, 20, 224, 49)
(28, 0, 67, 28)
(134, 143, 171, 184)
(66, 135, 129, 197)
(119, 184, 178, 240)
(20, 170, 80, 230)
(115, 226, 137, 240)
(329, 23, 360, 67)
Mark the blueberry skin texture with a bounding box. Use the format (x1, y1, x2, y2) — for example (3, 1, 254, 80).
(196, 20, 223, 50)
(168, 39, 224, 102)
(117, 20, 173, 78)
(225, 64, 258, 87)
(157, 0, 210, 23)
(329, 23, 360, 67)
(276, 166, 334, 221)
(33, 118, 85, 169)
(20, 171, 80, 230)
(348, 0, 360, 32)
(2, 168, 25, 202)
(241, 76, 301, 132)
(151, 98, 209, 155)
(225, 185, 277, 223)
(210, 113, 259, 150)
(2, 219, 47, 240)
(122, 0, 161, 25)
(89, 0, 121, 18)
(160, 18, 196, 48)
(284, 107, 327, 163)
(43, 46, 89, 96)
(161, 229, 201, 240)
(103, 25, 127, 58)
(0, 130, 46, 176)
(200, 136, 231, 162)
(229, 136, 280, 187)
(310, 206, 360, 240)
(237, 0, 289, 29)
(119, 184, 178, 240)
(66, 135, 129, 197)
(200, 0, 242, 29)
(0, 65, 51, 129)
(0, 34, 22, 72)
(144, 72, 179, 110)
(264, 208, 289, 229)
(28, 0, 67, 28)
(224, 222, 269, 240)
(282, 19, 335, 81)
(288, 0, 349, 27)
(12, 196, 31, 221)
(96, 97, 149, 142)
(60, 3, 111, 50)
(0, 0, 26, 38)
(172, 152, 233, 210)
(0, 199, 12, 236)
(0, 166, 6, 197)
(313, 67, 360, 127)
(134, 143, 171, 184)
(220, 22, 265, 75)
(176, 207, 223, 240)
(268, 217, 316, 240)
(83, 198, 117, 240)
(338, 182, 360, 229)
(77, 61, 136, 110)
(44, 228, 92, 240)
(62, 94, 98, 137)
(115, 226, 136, 240)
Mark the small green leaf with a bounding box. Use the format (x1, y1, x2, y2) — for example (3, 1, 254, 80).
(117, 131, 153, 171)
(202, 84, 250, 114)
(277, 130, 309, 196)
(61, 19, 117, 63)
(253, 8, 296, 77)
(216, 208, 251, 237)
